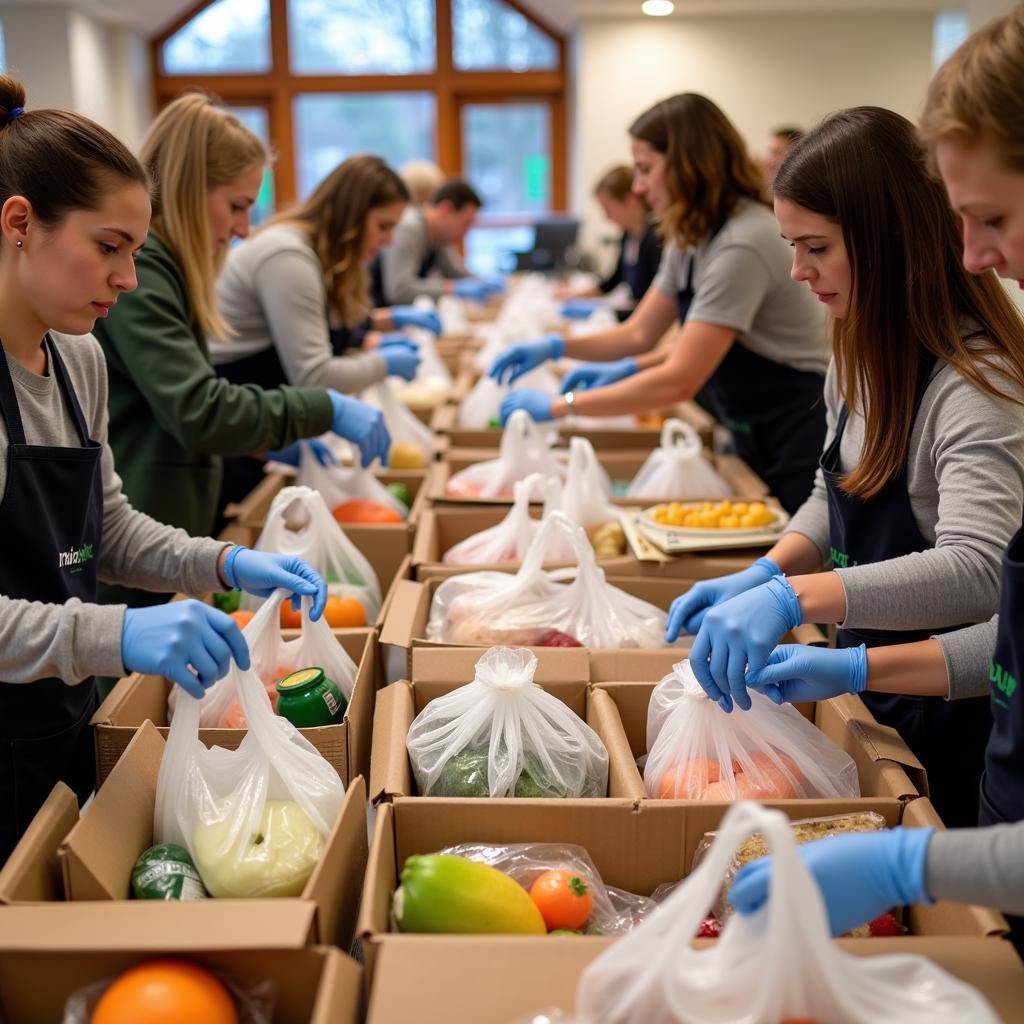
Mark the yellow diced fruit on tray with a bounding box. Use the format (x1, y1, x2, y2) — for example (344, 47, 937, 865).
(720, 514, 740, 528)
(649, 498, 775, 531)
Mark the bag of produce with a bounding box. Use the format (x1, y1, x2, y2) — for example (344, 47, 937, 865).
(532, 802, 1000, 1024)
(557, 437, 616, 531)
(155, 633, 345, 899)
(295, 441, 408, 521)
(406, 646, 608, 798)
(643, 660, 860, 800)
(625, 419, 731, 500)
(241, 485, 381, 621)
(361, 380, 434, 468)
(445, 410, 567, 499)
(427, 511, 670, 648)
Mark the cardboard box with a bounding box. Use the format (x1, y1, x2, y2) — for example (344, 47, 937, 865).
(0, 723, 369, 950)
(369, 647, 645, 804)
(365, 935, 1024, 1024)
(0, 931, 361, 1024)
(92, 629, 378, 788)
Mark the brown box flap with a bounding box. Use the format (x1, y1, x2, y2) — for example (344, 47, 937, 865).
(0, 783, 79, 904)
(370, 683, 417, 803)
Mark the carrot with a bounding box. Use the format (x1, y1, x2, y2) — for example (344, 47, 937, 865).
(529, 869, 593, 931)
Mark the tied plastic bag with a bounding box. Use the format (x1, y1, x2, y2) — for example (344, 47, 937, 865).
(241, 485, 382, 621)
(643, 660, 860, 800)
(626, 419, 731, 500)
(436, 841, 655, 935)
(295, 440, 407, 520)
(446, 409, 567, 499)
(406, 646, 609, 798)
(442, 473, 573, 565)
(154, 633, 345, 899)
(542, 801, 1000, 1024)
(558, 437, 616, 531)
(427, 511, 670, 648)
(362, 381, 434, 468)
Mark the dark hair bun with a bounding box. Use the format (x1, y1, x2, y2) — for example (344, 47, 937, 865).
(0, 74, 27, 123)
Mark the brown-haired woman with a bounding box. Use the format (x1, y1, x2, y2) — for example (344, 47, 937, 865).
(491, 93, 829, 513)
(672, 106, 1024, 828)
(0, 76, 330, 860)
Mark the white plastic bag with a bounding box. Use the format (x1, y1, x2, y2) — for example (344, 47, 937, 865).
(626, 419, 731, 499)
(406, 646, 608, 798)
(561, 801, 1000, 1024)
(427, 511, 670, 648)
(458, 368, 560, 429)
(393, 325, 453, 410)
(362, 381, 434, 467)
(558, 437, 616, 531)
(241, 485, 381, 621)
(643, 660, 860, 800)
(295, 441, 407, 519)
(445, 409, 567, 498)
(154, 629, 345, 899)
(433, 294, 471, 337)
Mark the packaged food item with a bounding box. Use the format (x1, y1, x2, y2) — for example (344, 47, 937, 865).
(274, 667, 347, 728)
(625, 419, 731, 500)
(131, 843, 209, 901)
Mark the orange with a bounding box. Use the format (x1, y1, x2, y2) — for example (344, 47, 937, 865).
(331, 498, 403, 525)
(323, 595, 366, 628)
(280, 601, 302, 629)
(228, 610, 254, 628)
(92, 959, 238, 1024)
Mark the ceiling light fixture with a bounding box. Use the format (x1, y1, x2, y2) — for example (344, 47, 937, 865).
(641, 0, 675, 15)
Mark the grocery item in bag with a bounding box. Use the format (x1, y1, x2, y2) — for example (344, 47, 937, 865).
(296, 440, 407, 520)
(626, 419, 731, 500)
(361, 380, 434, 467)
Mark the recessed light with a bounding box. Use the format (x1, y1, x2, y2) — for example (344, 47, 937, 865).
(641, 0, 675, 15)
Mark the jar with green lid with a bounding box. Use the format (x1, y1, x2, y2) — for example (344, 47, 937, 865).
(275, 667, 347, 728)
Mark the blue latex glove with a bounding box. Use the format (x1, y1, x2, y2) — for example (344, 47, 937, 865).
(561, 357, 638, 393)
(328, 390, 391, 468)
(665, 557, 781, 641)
(266, 438, 335, 468)
(745, 642, 867, 705)
(121, 600, 250, 699)
(561, 298, 605, 320)
(729, 827, 935, 936)
(482, 275, 506, 296)
(453, 278, 493, 302)
(222, 545, 328, 621)
(689, 575, 803, 712)
(500, 390, 554, 425)
(391, 306, 442, 335)
(488, 335, 565, 385)
(378, 335, 421, 381)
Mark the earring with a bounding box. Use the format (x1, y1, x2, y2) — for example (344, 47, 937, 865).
(15, 240, 23, 248)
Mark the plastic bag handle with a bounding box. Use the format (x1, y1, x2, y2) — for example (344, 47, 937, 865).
(518, 510, 594, 578)
(540, 476, 563, 518)
(511, 472, 551, 508)
(500, 408, 546, 457)
(660, 418, 702, 459)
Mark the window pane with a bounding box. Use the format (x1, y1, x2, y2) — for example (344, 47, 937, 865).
(294, 93, 436, 199)
(162, 0, 270, 74)
(289, 0, 435, 74)
(227, 106, 275, 226)
(933, 11, 969, 70)
(465, 225, 534, 277)
(453, 0, 558, 72)
(462, 103, 550, 216)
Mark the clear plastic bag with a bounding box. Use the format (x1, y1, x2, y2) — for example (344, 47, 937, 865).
(154, 634, 346, 899)
(427, 511, 670, 648)
(644, 660, 860, 800)
(295, 440, 408, 519)
(406, 646, 609, 798)
(445, 409, 568, 499)
(434, 294, 471, 337)
(362, 380, 434, 467)
(394, 326, 453, 409)
(625, 419, 731, 500)
(435, 841, 655, 935)
(557, 437, 617, 531)
(459, 373, 506, 429)
(241, 484, 382, 620)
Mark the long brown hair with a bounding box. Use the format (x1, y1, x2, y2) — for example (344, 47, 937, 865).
(774, 106, 1024, 499)
(629, 93, 766, 247)
(267, 154, 408, 327)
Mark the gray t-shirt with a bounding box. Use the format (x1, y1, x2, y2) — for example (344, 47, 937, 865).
(210, 223, 387, 393)
(0, 333, 226, 684)
(927, 821, 1024, 915)
(376, 205, 470, 305)
(653, 201, 828, 376)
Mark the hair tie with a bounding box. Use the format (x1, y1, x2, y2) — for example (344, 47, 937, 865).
(4, 106, 24, 125)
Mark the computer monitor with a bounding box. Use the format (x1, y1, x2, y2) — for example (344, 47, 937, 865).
(513, 217, 580, 274)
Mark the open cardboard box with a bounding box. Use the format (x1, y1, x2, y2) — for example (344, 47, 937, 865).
(0, 723, 369, 950)
(365, 934, 1024, 1024)
(92, 628, 377, 788)
(368, 647, 644, 804)
(0, 928, 361, 1024)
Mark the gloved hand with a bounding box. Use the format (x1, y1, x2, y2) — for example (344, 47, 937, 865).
(378, 335, 421, 381)
(745, 643, 867, 705)
(391, 306, 442, 335)
(265, 438, 335, 468)
(729, 827, 935, 936)
(222, 545, 327, 621)
(665, 557, 781, 640)
(489, 335, 565, 385)
(328, 390, 390, 468)
(121, 600, 250, 699)
(453, 278, 494, 302)
(561, 357, 638, 393)
(561, 298, 606, 320)
(689, 575, 803, 712)
(500, 390, 554, 425)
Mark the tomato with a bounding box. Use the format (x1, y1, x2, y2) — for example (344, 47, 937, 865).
(529, 869, 593, 931)
(537, 629, 582, 647)
(867, 912, 902, 936)
(331, 499, 403, 525)
(92, 959, 238, 1024)
(695, 916, 722, 938)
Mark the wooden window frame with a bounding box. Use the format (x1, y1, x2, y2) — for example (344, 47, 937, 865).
(152, 0, 567, 210)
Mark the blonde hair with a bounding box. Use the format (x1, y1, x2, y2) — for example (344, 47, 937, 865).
(920, 4, 1024, 173)
(400, 159, 445, 205)
(140, 92, 266, 338)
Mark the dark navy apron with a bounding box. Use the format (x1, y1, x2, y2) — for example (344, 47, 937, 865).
(0, 337, 103, 863)
(676, 244, 825, 514)
(827, 356, 992, 829)
(621, 233, 642, 301)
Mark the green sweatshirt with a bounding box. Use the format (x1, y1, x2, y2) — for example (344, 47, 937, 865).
(93, 233, 334, 546)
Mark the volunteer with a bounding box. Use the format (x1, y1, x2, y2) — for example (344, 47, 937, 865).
(492, 93, 829, 514)
(560, 164, 663, 320)
(211, 154, 433, 512)
(93, 93, 390, 612)
(760, 125, 803, 190)
(0, 77, 328, 862)
(730, 4, 1024, 943)
(399, 159, 445, 207)
(669, 106, 1024, 828)
(370, 179, 500, 306)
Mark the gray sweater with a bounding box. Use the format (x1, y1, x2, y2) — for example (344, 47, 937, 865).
(210, 223, 387, 392)
(376, 205, 470, 304)
(0, 334, 226, 684)
(928, 822, 1024, 915)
